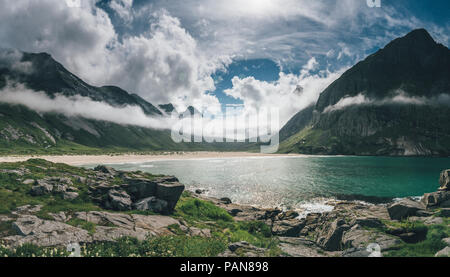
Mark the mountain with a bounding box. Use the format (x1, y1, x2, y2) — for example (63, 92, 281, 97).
(158, 104, 177, 115)
(279, 29, 450, 156)
(0, 50, 250, 154)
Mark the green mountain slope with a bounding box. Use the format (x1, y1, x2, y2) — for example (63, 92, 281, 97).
(279, 29, 450, 156)
(0, 50, 254, 154)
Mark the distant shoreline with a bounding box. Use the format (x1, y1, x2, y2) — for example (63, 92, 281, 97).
(0, 151, 308, 166)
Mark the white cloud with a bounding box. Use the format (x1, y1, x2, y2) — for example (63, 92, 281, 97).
(109, 0, 134, 23)
(0, 49, 33, 74)
(0, 83, 174, 129)
(224, 59, 345, 128)
(0, 0, 228, 112)
(323, 90, 450, 113)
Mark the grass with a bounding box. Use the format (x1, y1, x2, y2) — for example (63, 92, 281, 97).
(384, 218, 450, 257)
(0, 159, 282, 257)
(175, 196, 233, 223)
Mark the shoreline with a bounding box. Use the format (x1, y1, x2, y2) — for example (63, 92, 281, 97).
(0, 151, 307, 166)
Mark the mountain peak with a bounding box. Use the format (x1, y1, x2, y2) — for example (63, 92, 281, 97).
(315, 28, 449, 112)
(383, 28, 437, 52)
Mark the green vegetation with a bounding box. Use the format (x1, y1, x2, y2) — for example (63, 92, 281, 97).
(66, 218, 97, 235)
(384, 218, 450, 257)
(0, 159, 281, 257)
(176, 197, 233, 222)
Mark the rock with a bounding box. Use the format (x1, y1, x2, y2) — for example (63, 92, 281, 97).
(421, 191, 450, 208)
(92, 226, 150, 242)
(435, 246, 450, 257)
(277, 211, 299, 220)
(415, 210, 435, 217)
(155, 182, 185, 212)
(316, 219, 350, 251)
(122, 178, 157, 200)
(278, 237, 327, 257)
(107, 190, 132, 211)
(74, 211, 180, 237)
(387, 199, 425, 220)
(63, 191, 79, 200)
(49, 212, 70, 222)
(342, 224, 401, 251)
(229, 208, 243, 216)
(349, 218, 383, 229)
(30, 182, 53, 196)
(22, 179, 35, 185)
(194, 189, 206, 194)
(13, 205, 42, 215)
(219, 241, 266, 257)
(133, 197, 169, 214)
(423, 216, 444, 225)
(189, 227, 211, 237)
(439, 169, 450, 191)
(272, 218, 305, 237)
(220, 197, 232, 204)
(53, 184, 68, 193)
(131, 214, 181, 236)
(93, 165, 116, 175)
(398, 232, 427, 244)
(443, 237, 450, 246)
(3, 215, 92, 247)
(264, 208, 282, 220)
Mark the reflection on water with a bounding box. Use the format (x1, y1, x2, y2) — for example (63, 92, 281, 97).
(93, 156, 450, 210)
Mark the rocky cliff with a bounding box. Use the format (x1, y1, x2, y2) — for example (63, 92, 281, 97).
(279, 29, 450, 156)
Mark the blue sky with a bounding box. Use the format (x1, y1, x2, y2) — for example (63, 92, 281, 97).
(0, 0, 448, 124)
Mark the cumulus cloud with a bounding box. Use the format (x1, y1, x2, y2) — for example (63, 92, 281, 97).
(323, 90, 450, 113)
(0, 83, 174, 129)
(224, 58, 346, 128)
(0, 0, 228, 113)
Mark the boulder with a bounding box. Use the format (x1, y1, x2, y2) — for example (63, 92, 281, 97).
(439, 169, 450, 191)
(219, 197, 232, 204)
(435, 246, 450, 257)
(122, 178, 158, 200)
(107, 190, 132, 211)
(93, 165, 116, 175)
(30, 182, 53, 196)
(3, 215, 92, 247)
(63, 191, 79, 200)
(387, 199, 425, 220)
(342, 225, 401, 252)
(443, 237, 450, 246)
(219, 241, 266, 257)
(188, 227, 211, 237)
(155, 182, 185, 212)
(133, 197, 169, 214)
(421, 191, 450, 208)
(22, 179, 35, 185)
(316, 219, 350, 251)
(398, 232, 427, 244)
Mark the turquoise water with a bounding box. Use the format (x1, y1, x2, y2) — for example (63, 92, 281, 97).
(100, 156, 450, 210)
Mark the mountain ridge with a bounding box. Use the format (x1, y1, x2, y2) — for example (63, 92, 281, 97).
(279, 29, 450, 156)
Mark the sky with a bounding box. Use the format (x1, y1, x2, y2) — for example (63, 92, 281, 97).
(0, 0, 449, 129)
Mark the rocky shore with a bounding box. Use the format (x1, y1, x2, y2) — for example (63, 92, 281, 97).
(0, 159, 448, 257)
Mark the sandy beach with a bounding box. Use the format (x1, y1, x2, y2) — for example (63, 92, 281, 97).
(0, 152, 306, 166)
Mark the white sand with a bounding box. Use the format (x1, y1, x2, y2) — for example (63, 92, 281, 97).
(0, 152, 306, 166)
